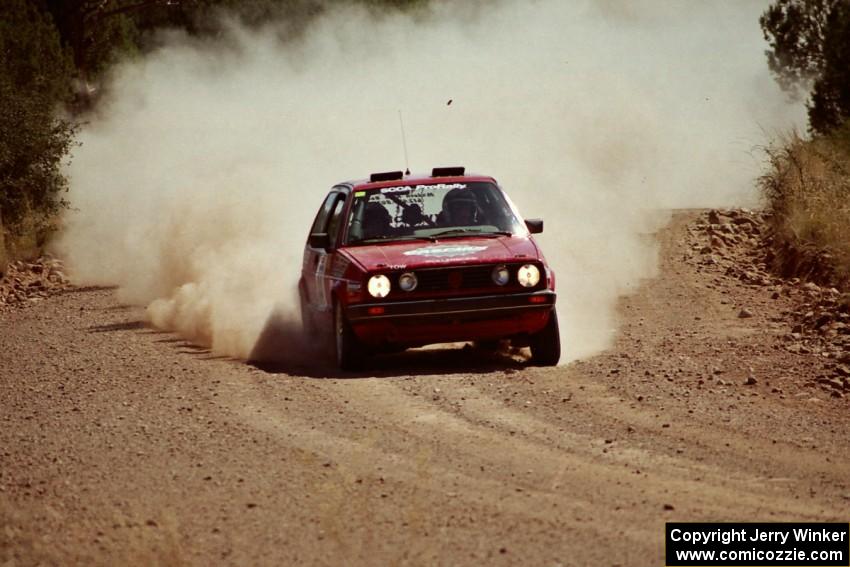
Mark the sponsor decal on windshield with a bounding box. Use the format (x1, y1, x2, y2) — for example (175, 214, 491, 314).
(403, 244, 487, 258)
(380, 183, 466, 194)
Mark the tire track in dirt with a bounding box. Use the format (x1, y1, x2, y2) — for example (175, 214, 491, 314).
(368, 379, 842, 520)
(228, 369, 844, 544)
(223, 377, 632, 564)
(469, 368, 850, 490)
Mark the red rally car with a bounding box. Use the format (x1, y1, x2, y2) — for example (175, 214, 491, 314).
(299, 167, 560, 370)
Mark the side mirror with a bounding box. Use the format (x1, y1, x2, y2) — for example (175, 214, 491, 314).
(308, 233, 330, 249)
(525, 219, 543, 234)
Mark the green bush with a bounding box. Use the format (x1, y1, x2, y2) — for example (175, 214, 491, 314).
(0, 0, 75, 247)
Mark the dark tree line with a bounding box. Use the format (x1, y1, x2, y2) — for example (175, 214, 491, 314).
(0, 0, 424, 247)
(761, 0, 850, 134)
(0, 0, 76, 239)
(41, 0, 428, 82)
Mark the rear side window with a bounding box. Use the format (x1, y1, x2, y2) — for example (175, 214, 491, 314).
(325, 196, 347, 245)
(310, 192, 339, 235)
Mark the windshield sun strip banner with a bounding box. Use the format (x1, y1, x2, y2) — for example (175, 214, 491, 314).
(379, 183, 467, 194)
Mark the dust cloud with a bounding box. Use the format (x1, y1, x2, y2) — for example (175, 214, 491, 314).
(58, 0, 804, 365)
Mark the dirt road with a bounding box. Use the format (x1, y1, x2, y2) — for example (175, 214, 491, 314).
(2, 212, 848, 566)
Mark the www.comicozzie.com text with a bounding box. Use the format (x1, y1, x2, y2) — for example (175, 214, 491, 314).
(670, 527, 848, 546)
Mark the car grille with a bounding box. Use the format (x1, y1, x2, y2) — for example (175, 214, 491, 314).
(389, 263, 543, 297)
(415, 265, 493, 291)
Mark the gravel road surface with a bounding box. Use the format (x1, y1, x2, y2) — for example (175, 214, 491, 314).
(2, 212, 848, 566)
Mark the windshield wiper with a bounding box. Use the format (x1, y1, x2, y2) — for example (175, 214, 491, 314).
(430, 229, 512, 239)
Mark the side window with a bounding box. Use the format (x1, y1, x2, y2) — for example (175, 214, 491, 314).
(325, 195, 347, 246)
(310, 192, 339, 235)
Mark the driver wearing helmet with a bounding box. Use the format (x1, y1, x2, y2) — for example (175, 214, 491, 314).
(361, 201, 392, 240)
(440, 188, 480, 226)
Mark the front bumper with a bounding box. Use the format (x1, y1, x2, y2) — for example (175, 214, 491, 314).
(346, 290, 556, 347)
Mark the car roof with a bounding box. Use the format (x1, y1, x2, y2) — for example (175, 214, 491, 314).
(341, 172, 497, 191)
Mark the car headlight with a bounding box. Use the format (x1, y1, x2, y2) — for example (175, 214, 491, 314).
(398, 272, 418, 292)
(492, 265, 510, 286)
(367, 274, 391, 298)
(517, 264, 540, 288)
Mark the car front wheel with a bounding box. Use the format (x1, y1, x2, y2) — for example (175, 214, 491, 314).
(529, 309, 561, 366)
(334, 301, 364, 371)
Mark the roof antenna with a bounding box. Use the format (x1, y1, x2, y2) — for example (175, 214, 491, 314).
(398, 110, 411, 176)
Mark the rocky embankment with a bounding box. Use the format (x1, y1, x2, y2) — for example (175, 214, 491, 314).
(686, 208, 850, 397)
(0, 255, 71, 309)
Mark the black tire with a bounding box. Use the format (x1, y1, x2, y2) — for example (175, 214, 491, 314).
(529, 309, 561, 366)
(334, 301, 364, 371)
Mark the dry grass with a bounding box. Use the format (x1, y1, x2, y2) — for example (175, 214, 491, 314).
(0, 207, 61, 276)
(759, 130, 850, 289)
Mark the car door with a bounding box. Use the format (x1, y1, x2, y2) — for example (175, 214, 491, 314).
(303, 188, 348, 315)
(317, 193, 350, 310)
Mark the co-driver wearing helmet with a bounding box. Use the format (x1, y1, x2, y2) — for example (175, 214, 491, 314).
(440, 188, 480, 227)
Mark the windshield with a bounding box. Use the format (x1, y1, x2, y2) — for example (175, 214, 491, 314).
(345, 182, 525, 244)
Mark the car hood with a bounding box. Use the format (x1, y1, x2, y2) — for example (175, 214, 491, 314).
(340, 235, 541, 271)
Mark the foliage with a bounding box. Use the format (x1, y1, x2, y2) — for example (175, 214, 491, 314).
(0, 0, 74, 101)
(43, 1, 185, 78)
(127, 0, 429, 40)
(759, 130, 850, 288)
(80, 13, 140, 78)
(761, 0, 850, 133)
(0, 0, 76, 238)
(0, 0, 437, 261)
(41, 0, 430, 78)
